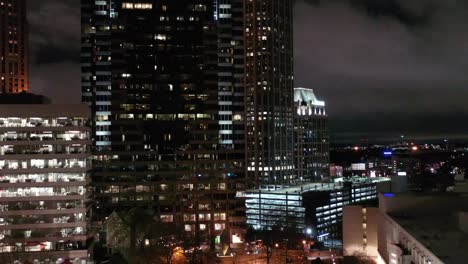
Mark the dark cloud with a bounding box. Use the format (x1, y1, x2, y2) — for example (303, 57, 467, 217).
(26, 0, 468, 142)
(27, 0, 81, 103)
(294, 0, 468, 142)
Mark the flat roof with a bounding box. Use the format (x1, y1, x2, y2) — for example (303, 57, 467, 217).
(0, 104, 90, 118)
(249, 177, 391, 194)
(391, 212, 468, 264)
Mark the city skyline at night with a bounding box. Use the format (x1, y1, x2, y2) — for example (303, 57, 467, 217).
(2, 1, 468, 264)
(25, 0, 468, 142)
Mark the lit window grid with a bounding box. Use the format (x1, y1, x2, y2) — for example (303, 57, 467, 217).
(0, 112, 90, 262)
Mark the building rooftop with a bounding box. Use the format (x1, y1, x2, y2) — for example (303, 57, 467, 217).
(294, 87, 325, 107)
(0, 104, 90, 118)
(0, 92, 50, 104)
(391, 212, 468, 264)
(251, 177, 391, 194)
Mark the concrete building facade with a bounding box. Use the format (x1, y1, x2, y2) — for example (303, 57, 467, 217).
(0, 104, 90, 264)
(342, 205, 379, 259)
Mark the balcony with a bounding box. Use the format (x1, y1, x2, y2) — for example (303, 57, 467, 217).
(1, 152, 90, 160)
(0, 166, 90, 174)
(0, 208, 87, 217)
(0, 194, 86, 202)
(0, 181, 87, 188)
(0, 235, 87, 243)
(0, 138, 91, 146)
(0, 221, 86, 230)
(0, 200, 85, 212)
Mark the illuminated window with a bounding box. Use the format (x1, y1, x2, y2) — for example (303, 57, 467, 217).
(155, 34, 167, 41)
(215, 223, 225, 231)
(161, 215, 173, 222)
(122, 3, 152, 9)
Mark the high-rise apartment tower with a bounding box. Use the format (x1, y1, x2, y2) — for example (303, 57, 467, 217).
(245, 0, 295, 186)
(81, 0, 246, 248)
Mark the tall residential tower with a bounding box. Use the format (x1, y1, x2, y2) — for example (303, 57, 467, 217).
(245, 0, 295, 186)
(0, 0, 29, 93)
(81, 0, 246, 247)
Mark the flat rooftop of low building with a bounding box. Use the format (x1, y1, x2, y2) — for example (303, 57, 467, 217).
(0, 92, 50, 104)
(249, 177, 390, 194)
(391, 211, 468, 264)
(0, 104, 90, 118)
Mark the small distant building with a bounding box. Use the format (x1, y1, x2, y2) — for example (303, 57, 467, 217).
(329, 164, 343, 177)
(245, 177, 391, 247)
(294, 88, 329, 182)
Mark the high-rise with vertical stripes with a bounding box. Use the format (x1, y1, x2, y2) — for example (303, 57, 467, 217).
(81, 0, 297, 254)
(81, 0, 247, 249)
(244, 0, 295, 186)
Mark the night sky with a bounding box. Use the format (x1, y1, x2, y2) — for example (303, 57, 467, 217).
(27, 0, 468, 143)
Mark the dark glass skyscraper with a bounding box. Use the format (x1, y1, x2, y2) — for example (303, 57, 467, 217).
(81, 0, 246, 247)
(0, 0, 29, 93)
(244, 0, 295, 186)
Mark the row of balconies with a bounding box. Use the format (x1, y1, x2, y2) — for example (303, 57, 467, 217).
(0, 234, 85, 253)
(0, 235, 87, 244)
(0, 174, 85, 184)
(0, 249, 87, 260)
(0, 214, 85, 228)
(0, 188, 85, 198)
(0, 135, 88, 142)
(0, 201, 85, 212)
(3, 149, 88, 155)
(0, 223, 86, 234)
(0, 118, 87, 129)
(0, 208, 87, 216)
(0, 163, 89, 171)
(0, 181, 86, 189)
(0, 168, 90, 176)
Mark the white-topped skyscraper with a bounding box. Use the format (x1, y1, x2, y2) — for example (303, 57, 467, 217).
(294, 88, 329, 182)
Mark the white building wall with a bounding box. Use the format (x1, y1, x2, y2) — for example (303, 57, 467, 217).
(343, 206, 379, 259)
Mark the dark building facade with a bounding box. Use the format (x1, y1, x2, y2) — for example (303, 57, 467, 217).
(244, 0, 295, 186)
(294, 88, 329, 182)
(81, 0, 246, 248)
(0, 0, 29, 94)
